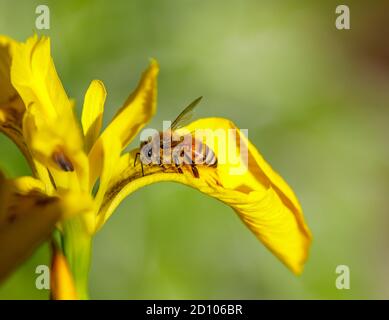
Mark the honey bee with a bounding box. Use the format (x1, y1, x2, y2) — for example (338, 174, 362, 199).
(134, 96, 217, 178)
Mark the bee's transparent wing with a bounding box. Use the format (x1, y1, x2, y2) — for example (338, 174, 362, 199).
(170, 96, 203, 131)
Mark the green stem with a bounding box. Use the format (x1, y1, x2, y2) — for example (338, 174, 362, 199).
(62, 218, 92, 300)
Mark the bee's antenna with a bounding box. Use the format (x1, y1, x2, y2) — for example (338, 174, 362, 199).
(141, 161, 144, 177)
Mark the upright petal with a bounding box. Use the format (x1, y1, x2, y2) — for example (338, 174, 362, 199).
(81, 80, 106, 153)
(102, 59, 158, 149)
(89, 136, 121, 211)
(88, 60, 158, 193)
(10, 35, 89, 191)
(96, 118, 312, 274)
(11, 35, 71, 119)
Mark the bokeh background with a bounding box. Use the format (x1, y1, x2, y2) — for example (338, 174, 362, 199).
(1, 0, 389, 299)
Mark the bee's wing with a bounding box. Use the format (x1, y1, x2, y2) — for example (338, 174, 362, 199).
(170, 96, 203, 131)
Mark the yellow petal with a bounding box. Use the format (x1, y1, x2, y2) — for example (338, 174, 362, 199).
(50, 244, 78, 300)
(0, 35, 18, 105)
(92, 59, 158, 152)
(96, 118, 311, 274)
(0, 36, 34, 168)
(10, 35, 89, 191)
(0, 35, 23, 134)
(87, 60, 158, 193)
(24, 104, 89, 190)
(0, 172, 93, 282)
(0, 36, 58, 185)
(81, 80, 106, 153)
(89, 135, 122, 210)
(105, 59, 158, 149)
(11, 35, 72, 119)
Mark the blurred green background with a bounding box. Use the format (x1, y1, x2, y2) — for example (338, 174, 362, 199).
(1, 0, 389, 299)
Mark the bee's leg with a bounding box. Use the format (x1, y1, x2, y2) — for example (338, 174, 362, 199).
(172, 152, 183, 174)
(191, 165, 199, 178)
(159, 163, 168, 172)
(174, 162, 183, 174)
(174, 161, 183, 174)
(134, 153, 140, 167)
(140, 161, 144, 177)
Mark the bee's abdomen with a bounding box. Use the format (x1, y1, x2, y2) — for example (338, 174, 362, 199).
(193, 141, 217, 167)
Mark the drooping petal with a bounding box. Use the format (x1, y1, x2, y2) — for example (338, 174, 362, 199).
(0, 36, 32, 166)
(0, 35, 23, 125)
(81, 80, 106, 153)
(10, 35, 89, 191)
(0, 36, 17, 105)
(0, 172, 94, 282)
(96, 118, 311, 274)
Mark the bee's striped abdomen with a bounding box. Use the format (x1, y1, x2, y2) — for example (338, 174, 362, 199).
(193, 139, 217, 167)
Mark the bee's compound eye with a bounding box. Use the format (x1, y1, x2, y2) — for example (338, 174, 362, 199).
(147, 148, 153, 158)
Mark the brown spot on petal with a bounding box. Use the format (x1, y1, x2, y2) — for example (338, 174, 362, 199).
(35, 197, 58, 207)
(53, 151, 74, 172)
(7, 213, 17, 224)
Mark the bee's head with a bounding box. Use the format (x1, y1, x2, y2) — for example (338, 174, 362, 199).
(139, 134, 160, 165)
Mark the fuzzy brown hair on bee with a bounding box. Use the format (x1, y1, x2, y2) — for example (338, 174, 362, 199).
(134, 97, 217, 178)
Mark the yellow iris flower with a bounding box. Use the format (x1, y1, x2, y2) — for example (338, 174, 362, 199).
(0, 34, 312, 299)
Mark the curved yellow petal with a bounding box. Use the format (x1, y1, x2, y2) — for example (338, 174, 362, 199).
(0, 172, 94, 282)
(90, 136, 121, 210)
(0, 35, 18, 105)
(0, 35, 23, 129)
(87, 60, 158, 192)
(0, 36, 58, 186)
(11, 35, 72, 119)
(96, 118, 311, 274)
(0, 36, 33, 167)
(106, 59, 158, 149)
(81, 80, 106, 153)
(95, 59, 158, 150)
